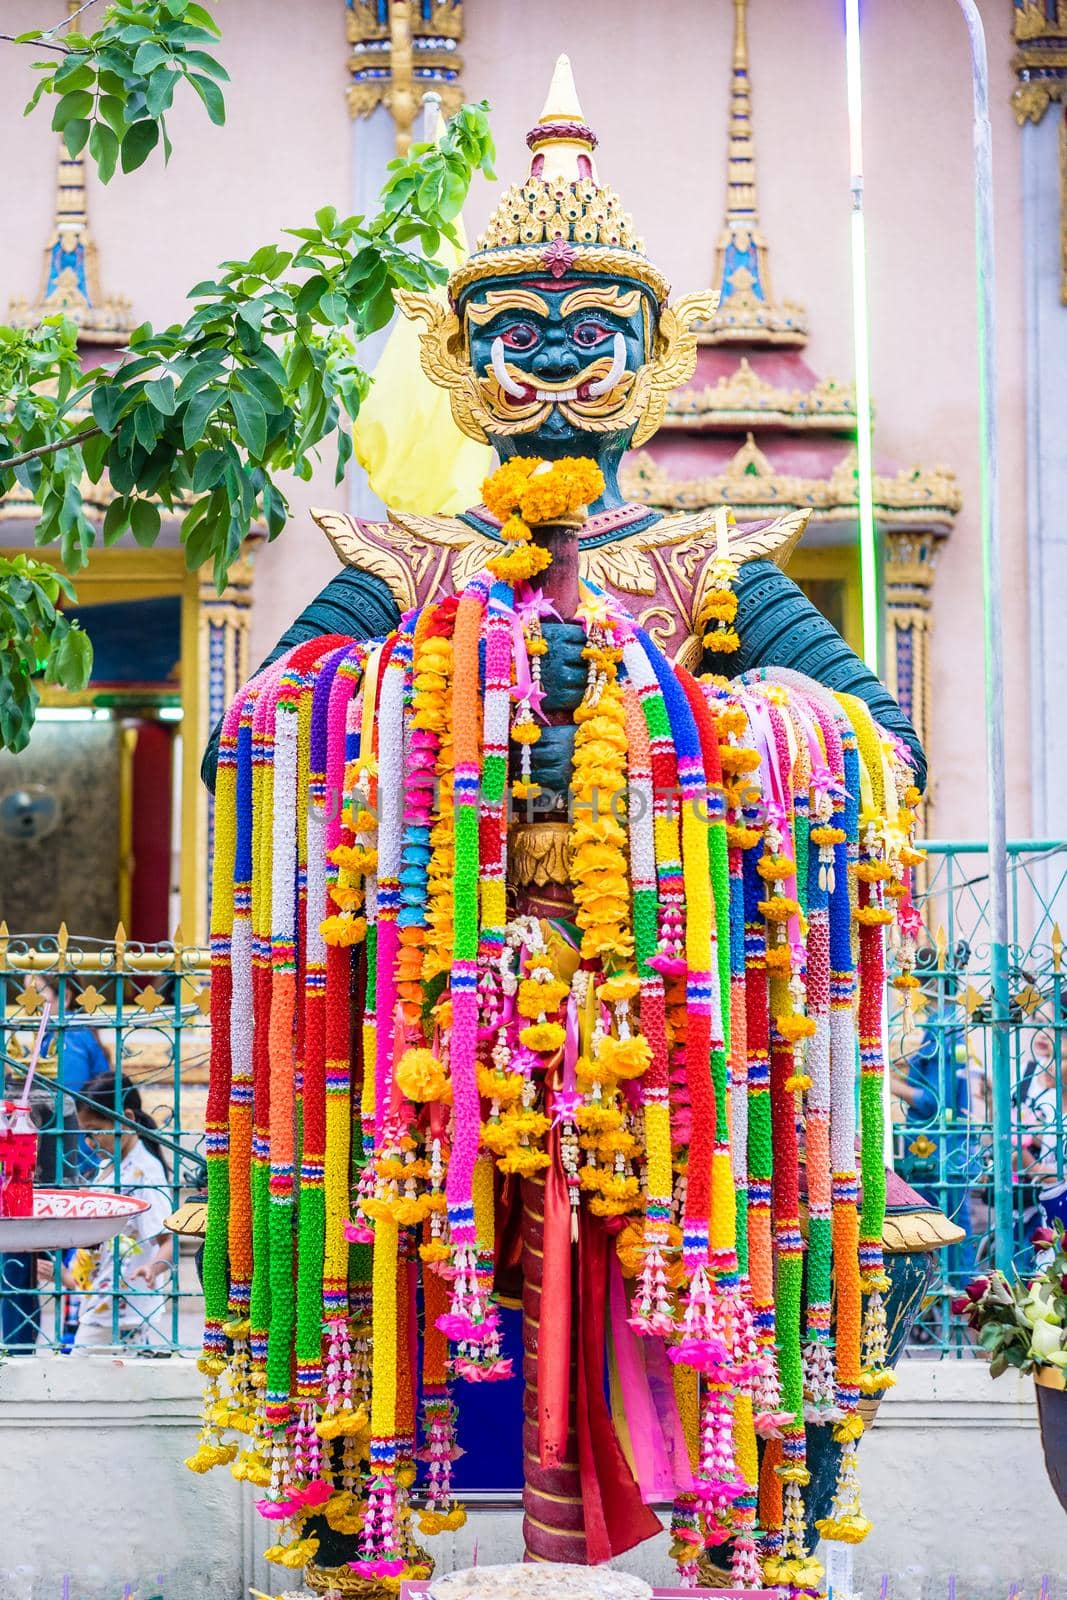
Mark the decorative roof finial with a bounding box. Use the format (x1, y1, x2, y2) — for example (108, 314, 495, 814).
(7, 2, 133, 343)
(698, 0, 808, 347)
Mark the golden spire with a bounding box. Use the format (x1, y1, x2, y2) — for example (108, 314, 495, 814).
(453, 51, 671, 308)
(538, 52, 585, 124)
(699, 0, 808, 347)
(725, 0, 756, 227)
(525, 52, 600, 188)
(8, 2, 133, 342)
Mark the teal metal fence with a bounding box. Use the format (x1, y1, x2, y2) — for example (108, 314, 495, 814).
(2, 841, 1063, 1357)
(0, 926, 208, 1353)
(890, 841, 1066, 1353)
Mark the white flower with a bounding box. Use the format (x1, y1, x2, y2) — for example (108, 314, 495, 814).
(1022, 1285, 1062, 1328)
(1028, 1318, 1067, 1366)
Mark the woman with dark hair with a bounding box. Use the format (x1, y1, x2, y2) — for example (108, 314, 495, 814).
(62, 1073, 174, 1349)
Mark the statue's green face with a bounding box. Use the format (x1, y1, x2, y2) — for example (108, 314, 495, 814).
(459, 272, 657, 461)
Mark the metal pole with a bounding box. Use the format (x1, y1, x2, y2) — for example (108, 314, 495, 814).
(843, 0, 881, 676)
(954, 1, 1013, 1275)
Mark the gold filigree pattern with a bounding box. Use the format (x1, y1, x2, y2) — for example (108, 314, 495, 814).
(446, 243, 672, 313)
(313, 506, 498, 613)
(1012, 6, 1067, 299)
(667, 357, 857, 429)
(622, 437, 963, 526)
(508, 822, 574, 888)
(315, 502, 807, 666)
(346, 0, 464, 137)
(632, 291, 719, 448)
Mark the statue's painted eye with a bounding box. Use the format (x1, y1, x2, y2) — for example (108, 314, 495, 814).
(500, 323, 539, 350)
(572, 319, 611, 348)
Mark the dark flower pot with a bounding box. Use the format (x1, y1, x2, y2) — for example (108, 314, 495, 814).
(1035, 1370, 1067, 1513)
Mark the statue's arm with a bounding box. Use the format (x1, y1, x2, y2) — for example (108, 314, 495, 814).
(730, 559, 927, 793)
(201, 567, 401, 792)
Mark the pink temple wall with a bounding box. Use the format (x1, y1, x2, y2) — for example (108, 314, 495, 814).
(0, 0, 1029, 841)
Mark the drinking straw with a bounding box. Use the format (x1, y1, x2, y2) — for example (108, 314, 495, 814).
(18, 1002, 51, 1110)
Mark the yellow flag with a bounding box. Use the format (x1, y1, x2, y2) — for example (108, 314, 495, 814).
(352, 130, 492, 514)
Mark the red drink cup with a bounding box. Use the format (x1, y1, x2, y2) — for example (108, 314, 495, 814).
(0, 1104, 37, 1218)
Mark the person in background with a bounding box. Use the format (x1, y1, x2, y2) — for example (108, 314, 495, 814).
(1020, 1028, 1067, 1251)
(43, 1073, 174, 1350)
(33, 979, 111, 1183)
(891, 945, 980, 1276)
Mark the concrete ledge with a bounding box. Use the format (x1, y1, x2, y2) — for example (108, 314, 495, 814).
(1, 1356, 1064, 1599)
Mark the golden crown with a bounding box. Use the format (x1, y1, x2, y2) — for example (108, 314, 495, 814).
(447, 55, 671, 307)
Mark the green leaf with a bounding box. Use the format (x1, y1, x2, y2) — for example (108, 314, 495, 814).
(121, 120, 161, 174)
(23, 74, 52, 118)
(182, 499, 218, 569)
(63, 119, 92, 158)
(102, 497, 131, 546)
(230, 386, 266, 456)
(191, 447, 227, 491)
(181, 387, 223, 446)
(81, 431, 110, 483)
(315, 205, 338, 235)
(188, 72, 225, 126)
(181, 3, 222, 37)
(437, 168, 468, 221)
(236, 299, 266, 335)
(89, 122, 120, 185)
(175, 357, 226, 405)
(99, 94, 127, 134)
(53, 62, 95, 93)
(52, 90, 93, 131)
(146, 68, 180, 119)
(51, 626, 93, 691)
(179, 49, 229, 82)
(91, 383, 126, 436)
(130, 499, 162, 548)
(134, 403, 162, 450)
(146, 376, 177, 415)
(133, 41, 171, 75)
(320, 291, 348, 326)
(295, 274, 328, 315)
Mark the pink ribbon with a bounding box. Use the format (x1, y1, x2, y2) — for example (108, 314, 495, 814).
(609, 1256, 692, 1502)
(551, 990, 583, 1128)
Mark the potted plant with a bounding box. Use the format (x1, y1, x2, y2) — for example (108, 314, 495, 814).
(953, 1223, 1067, 1511)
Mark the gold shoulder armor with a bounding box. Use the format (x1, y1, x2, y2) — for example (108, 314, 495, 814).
(311, 507, 498, 614)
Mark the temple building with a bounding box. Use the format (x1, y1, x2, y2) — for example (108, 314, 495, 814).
(620, 0, 961, 776)
(0, 0, 1056, 941)
(0, 114, 253, 944)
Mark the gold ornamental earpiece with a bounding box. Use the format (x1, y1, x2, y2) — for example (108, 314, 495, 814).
(631, 290, 720, 447)
(395, 290, 492, 445)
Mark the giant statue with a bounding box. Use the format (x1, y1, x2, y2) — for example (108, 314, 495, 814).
(194, 57, 958, 1600)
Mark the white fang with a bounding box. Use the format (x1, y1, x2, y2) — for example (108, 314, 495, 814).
(491, 338, 528, 399)
(587, 332, 626, 398)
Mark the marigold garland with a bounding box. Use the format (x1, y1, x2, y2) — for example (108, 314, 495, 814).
(198, 545, 922, 1587)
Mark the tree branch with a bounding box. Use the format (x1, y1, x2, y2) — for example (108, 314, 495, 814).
(0, 426, 102, 470)
(44, 0, 101, 35)
(0, 34, 71, 53)
(0, 0, 102, 54)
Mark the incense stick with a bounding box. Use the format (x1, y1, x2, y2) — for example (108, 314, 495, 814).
(19, 1001, 51, 1111)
